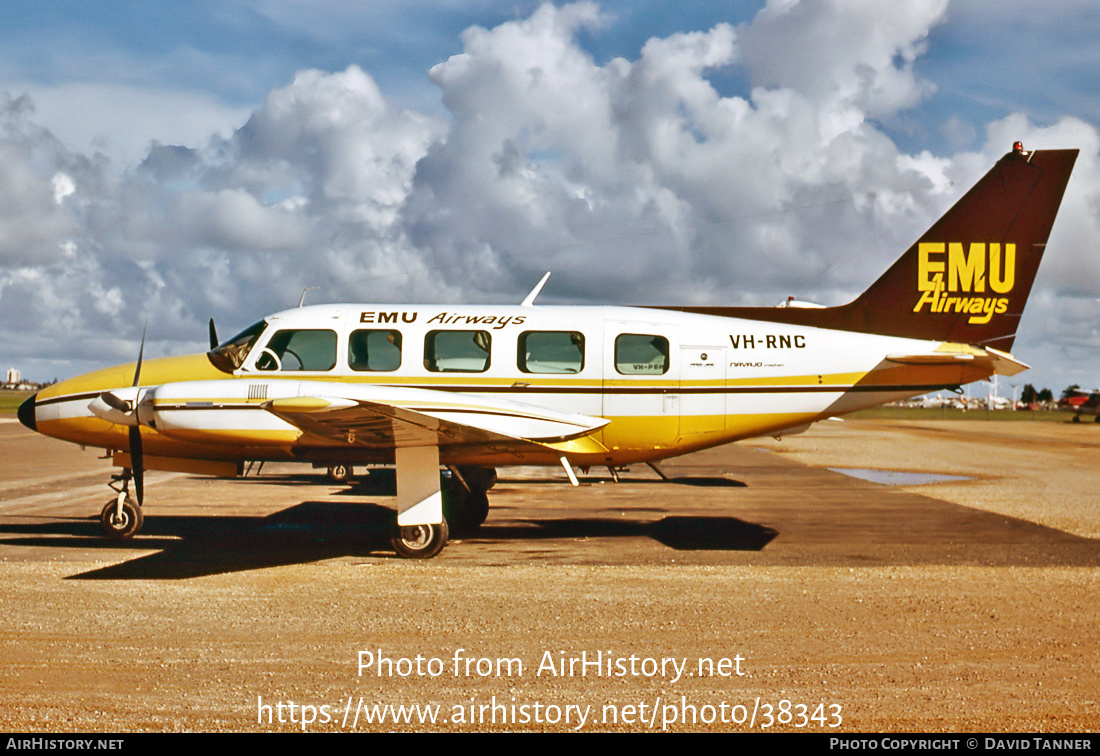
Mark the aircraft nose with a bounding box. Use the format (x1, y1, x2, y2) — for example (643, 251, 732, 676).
(17, 393, 36, 432)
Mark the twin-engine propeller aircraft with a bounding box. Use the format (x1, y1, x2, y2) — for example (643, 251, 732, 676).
(18, 144, 1078, 558)
(1065, 389, 1100, 422)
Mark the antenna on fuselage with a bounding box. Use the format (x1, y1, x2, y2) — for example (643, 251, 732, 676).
(521, 272, 551, 307)
(298, 286, 319, 308)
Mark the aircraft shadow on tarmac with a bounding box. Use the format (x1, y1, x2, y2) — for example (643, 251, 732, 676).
(0, 496, 776, 580)
(4, 463, 1097, 578)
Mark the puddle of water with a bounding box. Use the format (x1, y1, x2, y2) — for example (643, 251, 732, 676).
(829, 468, 971, 486)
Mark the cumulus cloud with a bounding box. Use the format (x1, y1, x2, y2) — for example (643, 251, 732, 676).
(738, 0, 947, 132)
(405, 0, 961, 304)
(22, 83, 253, 171)
(0, 1, 1097, 391)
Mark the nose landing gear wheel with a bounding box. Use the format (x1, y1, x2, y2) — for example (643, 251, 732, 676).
(100, 496, 143, 539)
(390, 520, 449, 559)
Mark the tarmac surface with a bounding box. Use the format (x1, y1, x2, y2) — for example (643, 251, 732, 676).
(0, 417, 1097, 732)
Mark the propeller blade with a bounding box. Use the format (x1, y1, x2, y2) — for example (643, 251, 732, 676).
(129, 425, 144, 506)
(132, 322, 147, 388)
(129, 325, 147, 505)
(208, 318, 218, 351)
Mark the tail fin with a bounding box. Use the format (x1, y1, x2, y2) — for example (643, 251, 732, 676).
(842, 145, 1078, 350)
(669, 145, 1078, 351)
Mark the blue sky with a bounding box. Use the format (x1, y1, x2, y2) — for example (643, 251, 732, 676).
(1, 1, 1099, 394)
(7, 1, 1096, 161)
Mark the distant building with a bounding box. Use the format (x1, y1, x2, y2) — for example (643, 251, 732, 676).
(6, 368, 19, 385)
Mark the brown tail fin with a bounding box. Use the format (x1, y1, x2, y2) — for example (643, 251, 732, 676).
(841, 146, 1078, 350)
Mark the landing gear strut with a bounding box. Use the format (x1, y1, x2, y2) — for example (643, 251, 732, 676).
(392, 446, 450, 560)
(101, 469, 144, 539)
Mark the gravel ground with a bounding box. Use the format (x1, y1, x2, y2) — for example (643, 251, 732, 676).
(0, 419, 1096, 732)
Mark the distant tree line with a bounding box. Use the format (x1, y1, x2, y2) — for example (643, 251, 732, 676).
(1018, 384, 1097, 405)
(1020, 384, 1054, 404)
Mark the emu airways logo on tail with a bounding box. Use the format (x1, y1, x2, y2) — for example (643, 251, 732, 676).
(914, 242, 1016, 324)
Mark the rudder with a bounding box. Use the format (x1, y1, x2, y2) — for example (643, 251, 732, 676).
(841, 145, 1078, 351)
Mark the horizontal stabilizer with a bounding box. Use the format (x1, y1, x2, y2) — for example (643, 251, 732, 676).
(885, 353, 978, 365)
(985, 347, 1030, 377)
(886, 346, 1029, 377)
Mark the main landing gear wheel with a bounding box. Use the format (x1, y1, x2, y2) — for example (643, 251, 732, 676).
(444, 489, 489, 534)
(443, 485, 490, 534)
(463, 490, 490, 529)
(391, 520, 449, 559)
(327, 464, 354, 483)
(442, 466, 495, 534)
(100, 496, 143, 539)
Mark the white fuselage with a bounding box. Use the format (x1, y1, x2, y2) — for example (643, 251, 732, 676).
(32, 303, 992, 470)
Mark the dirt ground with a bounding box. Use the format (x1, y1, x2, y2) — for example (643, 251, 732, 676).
(0, 417, 1096, 732)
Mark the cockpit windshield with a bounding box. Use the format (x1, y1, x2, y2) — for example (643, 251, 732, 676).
(207, 320, 266, 372)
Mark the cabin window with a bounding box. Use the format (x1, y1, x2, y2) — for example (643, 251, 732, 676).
(518, 331, 584, 374)
(424, 330, 491, 373)
(615, 333, 670, 375)
(208, 320, 266, 372)
(349, 329, 402, 372)
(255, 329, 337, 372)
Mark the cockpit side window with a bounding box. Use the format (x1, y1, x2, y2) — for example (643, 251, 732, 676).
(349, 329, 402, 372)
(614, 333, 670, 375)
(255, 329, 337, 372)
(207, 320, 267, 372)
